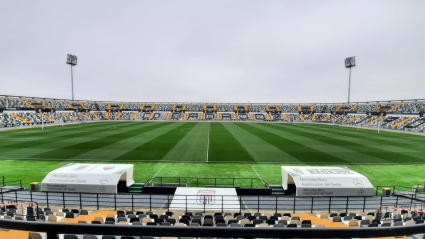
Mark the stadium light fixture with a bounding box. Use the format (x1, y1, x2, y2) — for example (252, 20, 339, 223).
(66, 54, 78, 101)
(345, 56, 356, 104)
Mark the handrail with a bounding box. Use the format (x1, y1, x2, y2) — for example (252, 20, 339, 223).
(1, 94, 425, 106)
(1, 189, 424, 213)
(1, 220, 425, 239)
(2, 180, 23, 188)
(146, 176, 270, 188)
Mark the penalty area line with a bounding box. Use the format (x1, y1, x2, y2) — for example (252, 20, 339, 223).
(251, 166, 264, 181)
(153, 164, 166, 178)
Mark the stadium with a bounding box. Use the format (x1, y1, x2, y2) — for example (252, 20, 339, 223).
(1, 1, 425, 239)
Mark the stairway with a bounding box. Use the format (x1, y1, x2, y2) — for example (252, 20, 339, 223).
(80, 103, 87, 110)
(65, 102, 75, 109)
(131, 112, 138, 120)
(128, 183, 145, 194)
(91, 112, 99, 119)
(334, 105, 342, 112)
(270, 185, 285, 195)
(299, 114, 305, 121)
(322, 115, 330, 121)
(39, 113, 55, 122)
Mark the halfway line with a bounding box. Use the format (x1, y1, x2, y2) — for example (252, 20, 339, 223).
(206, 123, 210, 162)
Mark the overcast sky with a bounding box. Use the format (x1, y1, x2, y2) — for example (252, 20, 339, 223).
(1, 0, 424, 104)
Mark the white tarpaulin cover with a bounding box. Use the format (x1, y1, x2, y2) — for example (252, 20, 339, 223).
(170, 187, 240, 211)
(41, 163, 135, 194)
(281, 166, 374, 196)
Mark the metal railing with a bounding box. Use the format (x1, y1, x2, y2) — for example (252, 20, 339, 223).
(0, 176, 23, 188)
(1, 189, 424, 213)
(1, 218, 425, 239)
(144, 177, 270, 189)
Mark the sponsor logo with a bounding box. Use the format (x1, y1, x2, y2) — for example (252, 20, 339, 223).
(100, 176, 111, 184)
(103, 166, 115, 170)
(358, 189, 365, 195)
(197, 190, 215, 205)
(353, 179, 364, 188)
(291, 168, 304, 175)
(100, 186, 106, 192)
(74, 165, 89, 171)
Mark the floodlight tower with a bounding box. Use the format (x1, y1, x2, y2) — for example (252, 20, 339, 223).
(345, 56, 356, 104)
(66, 54, 78, 101)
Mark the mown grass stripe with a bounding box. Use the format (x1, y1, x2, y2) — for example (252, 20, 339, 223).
(267, 124, 392, 164)
(114, 123, 196, 161)
(0, 122, 158, 159)
(277, 124, 425, 163)
(246, 123, 374, 164)
(72, 122, 185, 161)
(33, 122, 167, 160)
(0, 122, 139, 155)
(222, 123, 301, 163)
(208, 123, 255, 162)
(0, 122, 120, 147)
(298, 124, 425, 150)
(160, 123, 209, 162)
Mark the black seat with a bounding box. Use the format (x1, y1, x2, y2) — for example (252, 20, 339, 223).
(227, 219, 238, 225)
(215, 219, 225, 224)
(91, 221, 102, 224)
(149, 214, 158, 219)
(302, 220, 311, 225)
(166, 218, 176, 224)
(244, 223, 255, 227)
(247, 216, 256, 221)
(146, 222, 157, 225)
(216, 223, 227, 227)
(154, 218, 164, 224)
(287, 224, 297, 228)
(192, 219, 202, 225)
(368, 223, 379, 227)
(130, 218, 140, 223)
(179, 218, 189, 225)
(266, 219, 276, 225)
(253, 219, 263, 225)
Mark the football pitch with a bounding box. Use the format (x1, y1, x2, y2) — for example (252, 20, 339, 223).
(1, 121, 425, 189)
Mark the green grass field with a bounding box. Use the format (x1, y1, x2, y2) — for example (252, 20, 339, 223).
(0, 121, 424, 189)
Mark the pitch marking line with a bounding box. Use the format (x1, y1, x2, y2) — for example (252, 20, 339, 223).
(153, 164, 166, 178)
(251, 166, 264, 181)
(207, 123, 210, 162)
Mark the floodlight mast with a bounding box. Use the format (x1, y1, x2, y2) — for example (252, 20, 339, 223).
(345, 56, 356, 104)
(66, 54, 78, 101)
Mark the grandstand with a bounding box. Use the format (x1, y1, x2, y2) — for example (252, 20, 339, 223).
(1, 96, 425, 133)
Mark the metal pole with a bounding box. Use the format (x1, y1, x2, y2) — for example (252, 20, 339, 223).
(71, 65, 74, 101)
(348, 67, 351, 104)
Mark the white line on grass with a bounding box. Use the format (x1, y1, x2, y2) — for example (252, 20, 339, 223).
(153, 164, 166, 178)
(251, 166, 264, 181)
(206, 123, 210, 162)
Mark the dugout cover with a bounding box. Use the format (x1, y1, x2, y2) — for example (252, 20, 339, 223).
(41, 163, 135, 193)
(281, 166, 374, 196)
